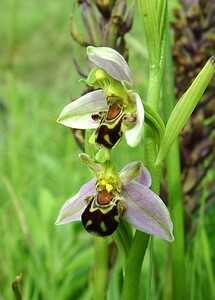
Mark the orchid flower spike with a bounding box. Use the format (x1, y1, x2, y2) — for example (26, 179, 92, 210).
(56, 159, 174, 242)
(57, 46, 144, 148)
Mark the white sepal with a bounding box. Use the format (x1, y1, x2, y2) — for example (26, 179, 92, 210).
(57, 90, 108, 129)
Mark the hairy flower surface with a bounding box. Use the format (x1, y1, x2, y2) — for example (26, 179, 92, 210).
(56, 160, 174, 242)
(58, 46, 144, 148)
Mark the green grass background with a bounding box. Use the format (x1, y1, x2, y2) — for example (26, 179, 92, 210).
(0, 1, 215, 299)
(0, 1, 94, 299)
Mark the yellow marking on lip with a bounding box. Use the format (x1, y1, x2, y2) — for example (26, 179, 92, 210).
(104, 134, 112, 145)
(86, 219, 93, 228)
(100, 221, 107, 232)
(114, 214, 120, 223)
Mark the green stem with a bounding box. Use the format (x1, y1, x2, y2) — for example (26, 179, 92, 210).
(12, 273, 22, 300)
(138, 0, 161, 112)
(113, 220, 133, 268)
(138, 0, 160, 66)
(122, 231, 150, 300)
(166, 141, 186, 300)
(138, 0, 167, 112)
(121, 132, 163, 300)
(162, 28, 186, 300)
(121, 2, 168, 299)
(93, 238, 109, 300)
(201, 228, 215, 296)
(146, 237, 154, 300)
(198, 181, 215, 297)
(147, 65, 162, 112)
(142, 101, 165, 146)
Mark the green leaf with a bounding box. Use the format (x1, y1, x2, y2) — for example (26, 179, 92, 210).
(157, 56, 215, 164)
(142, 100, 165, 146)
(138, 0, 160, 66)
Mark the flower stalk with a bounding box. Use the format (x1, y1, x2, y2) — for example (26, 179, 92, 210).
(138, 0, 167, 112)
(93, 237, 109, 300)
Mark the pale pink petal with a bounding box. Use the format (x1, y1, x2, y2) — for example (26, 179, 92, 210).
(137, 166, 152, 187)
(55, 178, 96, 225)
(122, 181, 174, 242)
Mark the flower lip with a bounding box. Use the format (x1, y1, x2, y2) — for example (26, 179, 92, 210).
(87, 46, 134, 86)
(94, 104, 125, 149)
(81, 190, 122, 237)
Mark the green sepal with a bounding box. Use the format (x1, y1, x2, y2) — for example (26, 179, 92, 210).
(79, 153, 103, 174)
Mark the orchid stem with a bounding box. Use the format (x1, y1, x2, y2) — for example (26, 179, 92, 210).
(113, 220, 133, 268)
(162, 26, 186, 300)
(122, 231, 150, 300)
(93, 237, 109, 300)
(146, 236, 154, 300)
(121, 1, 168, 299)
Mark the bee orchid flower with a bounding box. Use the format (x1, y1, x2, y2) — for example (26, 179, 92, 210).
(57, 46, 144, 148)
(56, 159, 174, 242)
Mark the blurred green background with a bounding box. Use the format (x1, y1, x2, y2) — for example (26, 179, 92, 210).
(0, 1, 95, 299)
(1, 1, 215, 300)
(0, 1, 147, 299)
